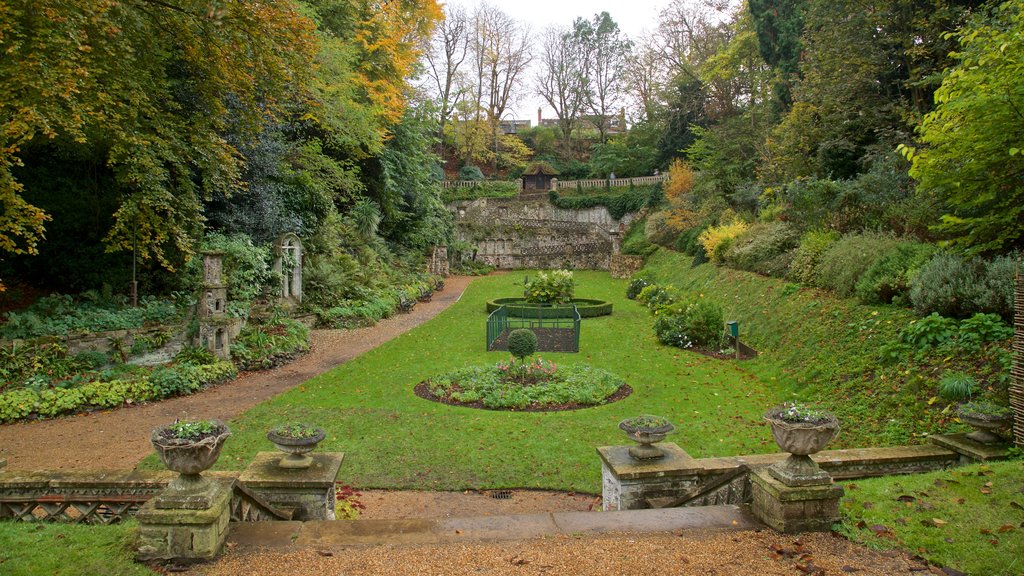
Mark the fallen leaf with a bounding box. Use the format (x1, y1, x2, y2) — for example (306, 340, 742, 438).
(980, 488, 992, 495)
(989, 538, 999, 546)
(997, 524, 1015, 533)
(863, 502, 874, 510)
(1010, 501, 1024, 511)
(316, 550, 333, 557)
(980, 528, 992, 535)
(896, 495, 917, 503)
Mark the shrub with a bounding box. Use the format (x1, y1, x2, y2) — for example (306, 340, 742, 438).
(149, 365, 201, 397)
(524, 270, 575, 304)
(0, 295, 181, 340)
(900, 312, 958, 349)
(192, 232, 276, 307)
(654, 298, 724, 349)
(621, 218, 657, 257)
(720, 222, 800, 277)
(938, 371, 977, 402)
(907, 252, 1016, 319)
(664, 159, 695, 201)
(814, 233, 898, 296)
(854, 242, 937, 304)
(698, 219, 748, 263)
(957, 313, 1014, 350)
(507, 329, 538, 361)
(626, 277, 652, 300)
(788, 230, 839, 284)
(549, 186, 657, 219)
(636, 284, 678, 312)
(458, 165, 485, 181)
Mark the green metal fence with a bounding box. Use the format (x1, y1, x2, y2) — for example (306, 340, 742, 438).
(486, 304, 581, 353)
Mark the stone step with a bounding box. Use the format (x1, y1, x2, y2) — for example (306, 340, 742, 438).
(227, 505, 761, 550)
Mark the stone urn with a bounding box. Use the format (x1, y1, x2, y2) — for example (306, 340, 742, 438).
(266, 424, 326, 469)
(764, 404, 839, 487)
(619, 415, 674, 460)
(957, 402, 1012, 445)
(151, 420, 230, 506)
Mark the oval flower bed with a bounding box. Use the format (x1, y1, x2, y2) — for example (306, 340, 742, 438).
(484, 298, 613, 318)
(415, 358, 630, 411)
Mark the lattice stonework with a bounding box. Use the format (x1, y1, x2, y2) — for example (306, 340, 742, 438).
(1012, 261, 1024, 446)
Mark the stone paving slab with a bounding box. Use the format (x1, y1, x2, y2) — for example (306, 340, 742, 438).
(227, 505, 761, 551)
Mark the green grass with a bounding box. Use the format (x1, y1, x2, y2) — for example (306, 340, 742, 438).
(838, 460, 1024, 576)
(640, 250, 1008, 447)
(143, 271, 794, 492)
(0, 522, 153, 576)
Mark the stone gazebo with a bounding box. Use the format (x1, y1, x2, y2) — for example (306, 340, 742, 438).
(521, 162, 559, 193)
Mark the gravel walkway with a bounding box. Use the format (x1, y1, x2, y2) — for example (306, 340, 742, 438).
(196, 530, 929, 576)
(0, 276, 474, 471)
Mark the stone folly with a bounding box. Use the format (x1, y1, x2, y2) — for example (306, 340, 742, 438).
(273, 233, 303, 304)
(197, 251, 231, 360)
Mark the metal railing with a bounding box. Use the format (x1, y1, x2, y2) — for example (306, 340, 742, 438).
(486, 304, 581, 353)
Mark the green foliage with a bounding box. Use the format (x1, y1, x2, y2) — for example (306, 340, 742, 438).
(232, 318, 311, 370)
(814, 233, 899, 296)
(720, 222, 800, 276)
(621, 218, 658, 257)
(548, 186, 658, 220)
(188, 233, 275, 307)
(506, 329, 538, 361)
(788, 230, 839, 284)
(1, 294, 180, 339)
(270, 423, 322, 439)
(636, 284, 679, 312)
(174, 347, 217, 366)
(440, 181, 519, 203)
(904, 0, 1024, 252)
(767, 402, 833, 425)
(900, 313, 958, 349)
(899, 312, 1012, 354)
(938, 371, 976, 401)
(457, 165, 485, 181)
(165, 420, 221, 441)
(854, 242, 937, 304)
(523, 270, 576, 304)
(427, 360, 624, 409)
(653, 298, 725, 349)
(619, 415, 672, 430)
(626, 277, 652, 300)
(909, 252, 1017, 319)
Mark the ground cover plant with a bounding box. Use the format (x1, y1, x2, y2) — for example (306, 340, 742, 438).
(418, 358, 627, 410)
(839, 460, 1024, 576)
(0, 522, 153, 576)
(146, 271, 797, 492)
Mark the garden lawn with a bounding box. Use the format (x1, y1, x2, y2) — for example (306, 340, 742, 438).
(838, 460, 1024, 576)
(0, 521, 153, 576)
(146, 271, 794, 493)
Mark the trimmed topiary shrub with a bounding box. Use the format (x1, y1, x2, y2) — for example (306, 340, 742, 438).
(814, 233, 899, 297)
(507, 329, 538, 361)
(854, 242, 937, 304)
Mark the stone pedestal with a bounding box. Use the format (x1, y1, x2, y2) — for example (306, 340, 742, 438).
(238, 452, 343, 520)
(597, 443, 702, 511)
(750, 469, 843, 533)
(929, 433, 1012, 463)
(135, 479, 231, 561)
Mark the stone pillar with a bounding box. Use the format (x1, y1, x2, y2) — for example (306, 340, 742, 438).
(1012, 260, 1023, 446)
(429, 246, 450, 277)
(135, 479, 232, 561)
(197, 251, 231, 360)
(597, 443, 702, 511)
(238, 452, 344, 520)
(750, 469, 843, 533)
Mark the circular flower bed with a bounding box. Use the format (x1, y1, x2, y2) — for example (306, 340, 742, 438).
(415, 358, 630, 411)
(484, 298, 613, 318)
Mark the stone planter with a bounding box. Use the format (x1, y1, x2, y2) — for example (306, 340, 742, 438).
(267, 427, 326, 469)
(764, 407, 839, 487)
(957, 406, 1012, 445)
(619, 417, 674, 460)
(150, 421, 230, 508)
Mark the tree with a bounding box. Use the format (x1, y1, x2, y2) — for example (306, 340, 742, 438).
(536, 25, 591, 148)
(747, 0, 807, 109)
(472, 5, 532, 123)
(424, 4, 471, 153)
(575, 13, 633, 142)
(903, 1, 1024, 252)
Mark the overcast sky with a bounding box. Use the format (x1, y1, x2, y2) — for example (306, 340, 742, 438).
(440, 0, 670, 122)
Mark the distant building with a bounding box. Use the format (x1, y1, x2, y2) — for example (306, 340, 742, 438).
(499, 119, 531, 134)
(537, 108, 628, 135)
(521, 162, 559, 191)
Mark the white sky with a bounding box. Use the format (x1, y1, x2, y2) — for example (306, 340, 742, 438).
(440, 0, 670, 122)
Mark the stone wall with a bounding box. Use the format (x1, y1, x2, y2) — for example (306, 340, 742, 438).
(610, 255, 644, 279)
(451, 198, 636, 271)
(1, 324, 189, 366)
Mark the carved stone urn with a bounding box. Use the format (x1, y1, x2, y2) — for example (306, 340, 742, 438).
(764, 405, 839, 487)
(266, 425, 326, 469)
(150, 420, 230, 508)
(957, 402, 1013, 445)
(619, 415, 675, 460)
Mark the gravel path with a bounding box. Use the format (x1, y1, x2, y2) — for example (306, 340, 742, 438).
(197, 530, 929, 576)
(0, 276, 475, 471)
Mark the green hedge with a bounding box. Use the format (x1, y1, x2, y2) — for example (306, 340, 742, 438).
(548, 185, 660, 219)
(485, 298, 613, 318)
(0, 360, 237, 423)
